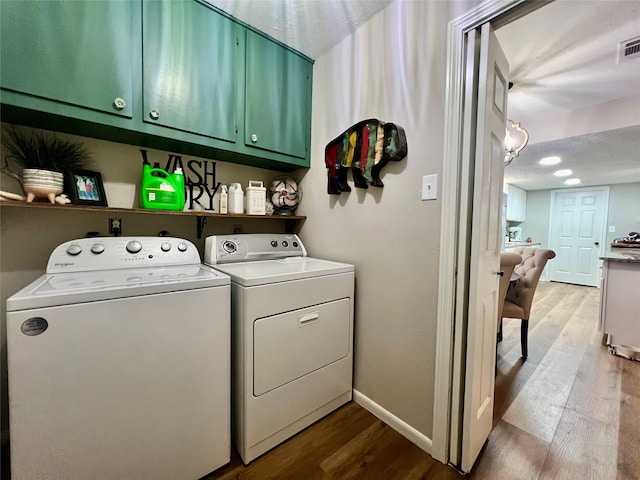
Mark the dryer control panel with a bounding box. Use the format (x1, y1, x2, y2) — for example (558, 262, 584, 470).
(204, 234, 306, 265)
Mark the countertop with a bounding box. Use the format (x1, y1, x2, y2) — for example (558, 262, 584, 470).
(600, 248, 640, 263)
(504, 242, 541, 250)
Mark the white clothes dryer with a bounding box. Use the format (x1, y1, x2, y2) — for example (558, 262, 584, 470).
(7, 236, 231, 480)
(204, 233, 354, 464)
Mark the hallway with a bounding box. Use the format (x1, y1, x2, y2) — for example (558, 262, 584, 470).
(474, 281, 640, 479)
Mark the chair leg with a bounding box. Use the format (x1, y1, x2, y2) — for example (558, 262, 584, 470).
(520, 319, 529, 360)
(497, 318, 503, 343)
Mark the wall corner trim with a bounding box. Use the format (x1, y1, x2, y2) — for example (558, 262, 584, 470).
(353, 389, 433, 455)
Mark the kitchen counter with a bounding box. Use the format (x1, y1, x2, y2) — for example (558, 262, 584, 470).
(599, 250, 640, 356)
(600, 247, 640, 262)
(504, 242, 541, 250)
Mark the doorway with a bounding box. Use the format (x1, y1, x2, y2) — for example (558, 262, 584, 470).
(434, 0, 631, 472)
(548, 187, 609, 287)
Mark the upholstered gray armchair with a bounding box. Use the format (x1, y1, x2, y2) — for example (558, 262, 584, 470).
(502, 247, 556, 360)
(498, 252, 522, 342)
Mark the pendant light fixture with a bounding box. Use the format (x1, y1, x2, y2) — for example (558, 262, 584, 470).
(504, 119, 529, 166)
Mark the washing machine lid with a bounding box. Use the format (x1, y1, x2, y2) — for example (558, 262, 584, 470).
(212, 256, 353, 286)
(6, 264, 229, 311)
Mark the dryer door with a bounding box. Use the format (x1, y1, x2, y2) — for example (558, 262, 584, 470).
(253, 298, 350, 396)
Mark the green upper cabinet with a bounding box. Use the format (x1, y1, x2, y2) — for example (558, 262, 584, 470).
(244, 29, 312, 163)
(1, 0, 312, 171)
(0, 0, 134, 118)
(142, 0, 239, 143)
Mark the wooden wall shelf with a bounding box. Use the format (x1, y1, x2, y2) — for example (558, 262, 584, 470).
(0, 201, 306, 238)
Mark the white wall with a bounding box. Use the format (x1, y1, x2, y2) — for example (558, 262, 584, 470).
(297, 0, 479, 438)
(0, 125, 284, 442)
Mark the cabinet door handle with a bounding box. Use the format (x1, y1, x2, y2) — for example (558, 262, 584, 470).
(113, 97, 127, 110)
(298, 312, 319, 326)
(149, 109, 160, 120)
(250, 133, 258, 143)
(497, 271, 504, 277)
(594, 241, 600, 246)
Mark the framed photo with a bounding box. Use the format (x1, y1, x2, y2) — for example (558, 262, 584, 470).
(65, 169, 108, 206)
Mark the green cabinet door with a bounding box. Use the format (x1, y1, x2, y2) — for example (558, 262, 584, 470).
(142, 0, 239, 143)
(244, 30, 312, 161)
(0, 0, 134, 118)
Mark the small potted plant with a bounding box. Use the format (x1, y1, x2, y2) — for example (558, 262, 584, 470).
(1, 125, 92, 203)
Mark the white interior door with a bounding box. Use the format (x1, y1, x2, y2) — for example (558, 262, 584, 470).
(548, 187, 608, 287)
(459, 22, 509, 473)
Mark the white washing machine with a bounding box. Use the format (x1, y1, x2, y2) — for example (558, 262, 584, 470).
(7, 236, 231, 480)
(204, 233, 354, 464)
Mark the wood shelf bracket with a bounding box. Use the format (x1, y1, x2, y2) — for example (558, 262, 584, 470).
(197, 215, 207, 239)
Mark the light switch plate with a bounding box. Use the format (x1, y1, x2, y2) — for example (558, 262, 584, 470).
(422, 174, 437, 200)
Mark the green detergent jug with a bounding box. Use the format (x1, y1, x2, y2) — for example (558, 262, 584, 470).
(140, 163, 185, 210)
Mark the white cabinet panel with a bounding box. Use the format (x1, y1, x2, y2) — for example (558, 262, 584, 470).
(506, 184, 527, 221)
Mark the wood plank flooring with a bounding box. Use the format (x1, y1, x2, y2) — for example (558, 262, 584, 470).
(208, 282, 639, 480)
(2, 282, 638, 479)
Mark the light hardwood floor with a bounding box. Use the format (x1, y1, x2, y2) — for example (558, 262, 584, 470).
(208, 281, 639, 479)
(2, 282, 638, 479)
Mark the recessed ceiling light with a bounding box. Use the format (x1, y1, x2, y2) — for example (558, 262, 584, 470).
(564, 178, 582, 186)
(554, 169, 573, 177)
(539, 156, 562, 165)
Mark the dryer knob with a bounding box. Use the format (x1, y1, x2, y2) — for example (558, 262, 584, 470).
(161, 242, 171, 252)
(126, 240, 142, 254)
(177, 242, 188, 252)
(66, 244, 82, 256)
(271, 240, 278, 247)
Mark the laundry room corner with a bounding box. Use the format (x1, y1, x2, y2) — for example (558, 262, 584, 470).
(0, 127, 293, 447)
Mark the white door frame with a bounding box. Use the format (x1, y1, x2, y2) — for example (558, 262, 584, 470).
(431, 0, 527, 466)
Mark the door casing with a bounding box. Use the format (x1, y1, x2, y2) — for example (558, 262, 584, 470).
(432, 0, 533, 469)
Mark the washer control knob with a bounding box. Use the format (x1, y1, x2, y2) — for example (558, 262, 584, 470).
(91, 243, 105, 254)
(271, 240, 278, 247)
(161, 242, 171, 252)
(293, 241, 299, 248)
(222, 240, 237, 254)
(177, 242, 188, 252)
(282, 241, 289, 247)
(66, 244, 82, 256)
(126, 240, 142, 254)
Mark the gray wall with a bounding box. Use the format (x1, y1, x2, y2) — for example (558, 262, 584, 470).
(606, 182, 640, 245)
(298, 0, 478, 438)
(522, 182, 640, 248)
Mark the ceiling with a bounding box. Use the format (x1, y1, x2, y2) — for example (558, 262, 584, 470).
(206, 0, 392, 59)
(207, 0, 640, 191)
(496, 0, 640, 190)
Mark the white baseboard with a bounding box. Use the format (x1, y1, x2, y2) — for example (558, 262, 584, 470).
(353, 389, 432, 454)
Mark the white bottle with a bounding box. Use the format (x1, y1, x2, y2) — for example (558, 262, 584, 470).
(219, 185, 228, 214)
(228, 183, 244, 214)
(246, 180, 266, 215)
